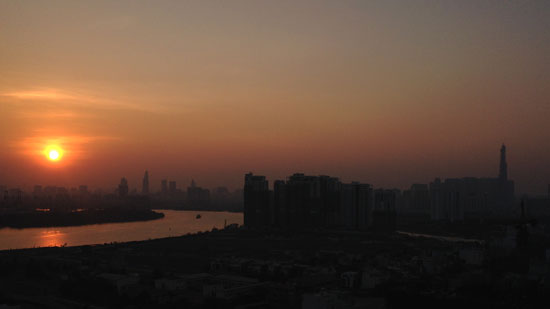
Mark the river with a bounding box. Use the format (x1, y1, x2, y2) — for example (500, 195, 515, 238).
(397, 231, 484, 244)
(0, 210, 243, 251)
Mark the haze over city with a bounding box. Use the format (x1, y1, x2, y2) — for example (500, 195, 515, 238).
(1, 1, 549, 195)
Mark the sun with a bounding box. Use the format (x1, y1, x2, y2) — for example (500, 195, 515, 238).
(49, 150, 60, 160)
(44, 146, 63, 162)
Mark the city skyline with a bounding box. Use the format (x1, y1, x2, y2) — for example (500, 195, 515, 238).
(2, 144, 546, 197)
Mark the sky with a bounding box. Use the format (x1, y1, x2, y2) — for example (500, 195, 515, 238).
(0, 0, 549, 195)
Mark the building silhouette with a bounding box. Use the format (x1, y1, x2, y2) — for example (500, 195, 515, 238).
(187, 180, 210, 206)
(78, 185, 88, 196)
(340, 182, 373, 230)
(402, 184, 430, 214)
(373, 189, 397, 232)
(169, 181, 177, 194)
(431, 144, 515, 221)
(142, 170, 149, 195)
(245, 147, 515, 229)
(430, 178, 464, 222)
(212, 187, 230, 200)
(33, 185, 43, 196)
(245, 173, 375, 230)
(318, 176, 342, 227)
(279, 173, 322, 228)
(161, 179, 168, 195)
(499, 144, 508, 181)
(244, 173, 270, 229)
(118, 177, 129, 197)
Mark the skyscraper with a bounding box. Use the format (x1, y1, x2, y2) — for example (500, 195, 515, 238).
(373, 189, 397, 231)
(187, 180, 210, 205)
(33, 185, 43, 196)
(118, 177, 129, 197)
(79, 185, 88, 195)
(499, 144, 508, 181)
(169, 181, 177, 194)
(142, 170, 149, 195)
(161, 179, 168, 194)
(244, 173, 270, 228)
(340, 182, 373, 230)
(248, 173, 373, 230)
(431, 145, 515, 221)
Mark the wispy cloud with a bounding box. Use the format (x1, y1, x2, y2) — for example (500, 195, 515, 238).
(15, 110, 93, 120)
(1, 88, 166, 113)
(3, 90, 75, 100)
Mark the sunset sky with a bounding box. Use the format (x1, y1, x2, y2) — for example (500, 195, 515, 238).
(1, 1, 549, 194)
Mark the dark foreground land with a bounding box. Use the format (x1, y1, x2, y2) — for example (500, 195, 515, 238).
(1, 224, 549, 309)
(0, 209, 164, 229)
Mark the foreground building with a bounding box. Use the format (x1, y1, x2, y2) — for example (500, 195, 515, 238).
(243, 173, 270, 229)
(244, 173, 375, 230)
(373, 189, 397, 231)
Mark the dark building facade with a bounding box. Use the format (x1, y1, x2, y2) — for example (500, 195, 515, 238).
(187, 180, 210, 206)
(142, 170, 149, 195)
(161, 179, 168, 195)
(372, 189, 397, 232)
(402, 184, 430, 214)
(118, 177, 129, 197)
(169, 181, 177, 194)
(337, 182, 373, 229)
(243, 173, 270, 229)
(245, 173, 374, 230)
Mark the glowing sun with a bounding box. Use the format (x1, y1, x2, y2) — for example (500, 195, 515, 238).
(49, 150, 60, 160)
(44, 146, 63, 161)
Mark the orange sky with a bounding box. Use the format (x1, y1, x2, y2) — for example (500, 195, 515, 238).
(1, 1, 549, 194)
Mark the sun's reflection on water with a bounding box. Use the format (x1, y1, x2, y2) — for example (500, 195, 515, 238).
(38, 230, 67, 247)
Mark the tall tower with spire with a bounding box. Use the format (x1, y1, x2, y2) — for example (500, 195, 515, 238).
(142, 170, 149, 195)
(499, 144, 508, 181)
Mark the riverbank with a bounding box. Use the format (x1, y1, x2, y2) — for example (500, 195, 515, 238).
(0, 208, 164, 229)
(396, 214, 521, 240)
(154, 207, 243, 213)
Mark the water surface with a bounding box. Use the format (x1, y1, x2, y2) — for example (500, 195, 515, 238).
(0, 210, 242, 250)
